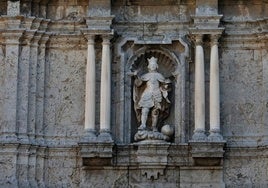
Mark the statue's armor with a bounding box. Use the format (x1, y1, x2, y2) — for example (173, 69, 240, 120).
(138, 72, 165, 109)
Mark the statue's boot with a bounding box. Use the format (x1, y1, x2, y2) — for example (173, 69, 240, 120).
(138, 124, 146, 130)
(152, 112, 158, 132)
(140, 108, 149, 130)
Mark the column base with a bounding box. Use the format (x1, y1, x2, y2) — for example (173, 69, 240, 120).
(191, 129, 207, 142)
(80, 129, 97, 143)
(17, 134, 30, 144)
(208, 129, 223, 142)
(98, 129, 113, 143)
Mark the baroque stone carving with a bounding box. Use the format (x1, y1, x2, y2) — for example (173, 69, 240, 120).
(129, 57, 174, 142)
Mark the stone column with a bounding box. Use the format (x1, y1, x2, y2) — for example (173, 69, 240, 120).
(83, 35, 97, 141)
(192, 34, 207, 141)
(208, 35, 223, 141)
(98, 35, 113, 142)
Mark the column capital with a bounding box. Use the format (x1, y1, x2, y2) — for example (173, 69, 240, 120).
(2, 30, 24, 45)
(102, 35, 113, 45)
(190, 34, 204, 46)
(80, 29, 96, 44)
(21, 30, 35, 45)
(86, 35, 95, 45)
(39, 33, 49, 47)
(210, 34, 221, 46)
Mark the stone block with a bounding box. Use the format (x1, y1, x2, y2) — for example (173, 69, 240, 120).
(180, 167, 225, 188)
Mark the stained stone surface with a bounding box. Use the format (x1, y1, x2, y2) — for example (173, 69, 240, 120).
(0, 0, 268, 187)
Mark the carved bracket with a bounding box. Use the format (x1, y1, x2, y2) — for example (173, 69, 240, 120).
(141, 167, 165, 180)
(133, 142, 170, 180)
(189, 141, 226, 166)
(79, 142, 114, 167)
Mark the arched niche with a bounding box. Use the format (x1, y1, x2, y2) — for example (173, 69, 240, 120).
(119, 43, 188, 144)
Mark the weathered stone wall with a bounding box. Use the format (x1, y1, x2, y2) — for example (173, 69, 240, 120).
(0, 0, 268, 187)
(219, 1, 268, 187)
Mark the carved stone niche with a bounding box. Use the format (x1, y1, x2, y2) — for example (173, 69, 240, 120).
(126, 46, 185, 144)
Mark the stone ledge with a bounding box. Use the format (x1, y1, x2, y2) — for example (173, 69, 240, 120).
(79, 141, 226, 168)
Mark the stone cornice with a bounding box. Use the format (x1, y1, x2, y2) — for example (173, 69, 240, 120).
(189, 27, 225, 36)
(47, 34, 86, 49)
(220, 33, 268, 49)
(80, 28, 114, 36)
(0, 16, 51, 32)
(222, 17, 268, 35)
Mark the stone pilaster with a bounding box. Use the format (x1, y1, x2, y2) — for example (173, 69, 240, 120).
(39, 0, 49, 18)
(0, 143, 19, 187)
(36, 147, 47, 188)
(7, 0, 20, 16)
(99, 35, 113, 142)
(28, 34, 41, 144)
(28, 145, 38, 187)
(17, 31, 35, 144)
(17, 144, 31, 187)
(192, 34, 207, 141)
(35, 33, 49, 145)
(0, 30, 24, 143)
(31, 0, 41, 17)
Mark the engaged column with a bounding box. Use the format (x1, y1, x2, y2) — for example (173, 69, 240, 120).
(208, 35, 223, 141)
(192, 34, 207, 141)
(84, 35, 97, 141)
(99, 35, 113, 142)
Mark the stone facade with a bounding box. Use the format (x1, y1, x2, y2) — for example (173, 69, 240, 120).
(0, 0, 268, 187)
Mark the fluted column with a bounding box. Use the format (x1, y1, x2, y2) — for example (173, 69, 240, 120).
(192, 34, 207, 141)
(84, 35, 97, 141)
(208, 35, 223, 141)
(98, 35, 113, 142)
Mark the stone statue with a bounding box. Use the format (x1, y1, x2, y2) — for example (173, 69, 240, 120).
(129, 56, 173, 142)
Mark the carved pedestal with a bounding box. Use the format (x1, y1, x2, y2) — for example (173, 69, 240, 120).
(133, 142, 170, 180)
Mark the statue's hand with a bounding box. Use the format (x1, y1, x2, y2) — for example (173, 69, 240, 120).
(127, 70, 138, 77)
(134, 78, 143, 86)
(165, 78, 171, 83)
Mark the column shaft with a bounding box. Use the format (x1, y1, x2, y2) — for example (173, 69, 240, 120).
(99, 36, 113, 142)
(192, 35, 207, 141)
(208, 37, 223, 141)
(195, 45, 205, 130)
(210, 44, 220, 130)
(84, 36, 97, 141)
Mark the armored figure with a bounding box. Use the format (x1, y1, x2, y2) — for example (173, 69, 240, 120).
(132, 57, 171, 133)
